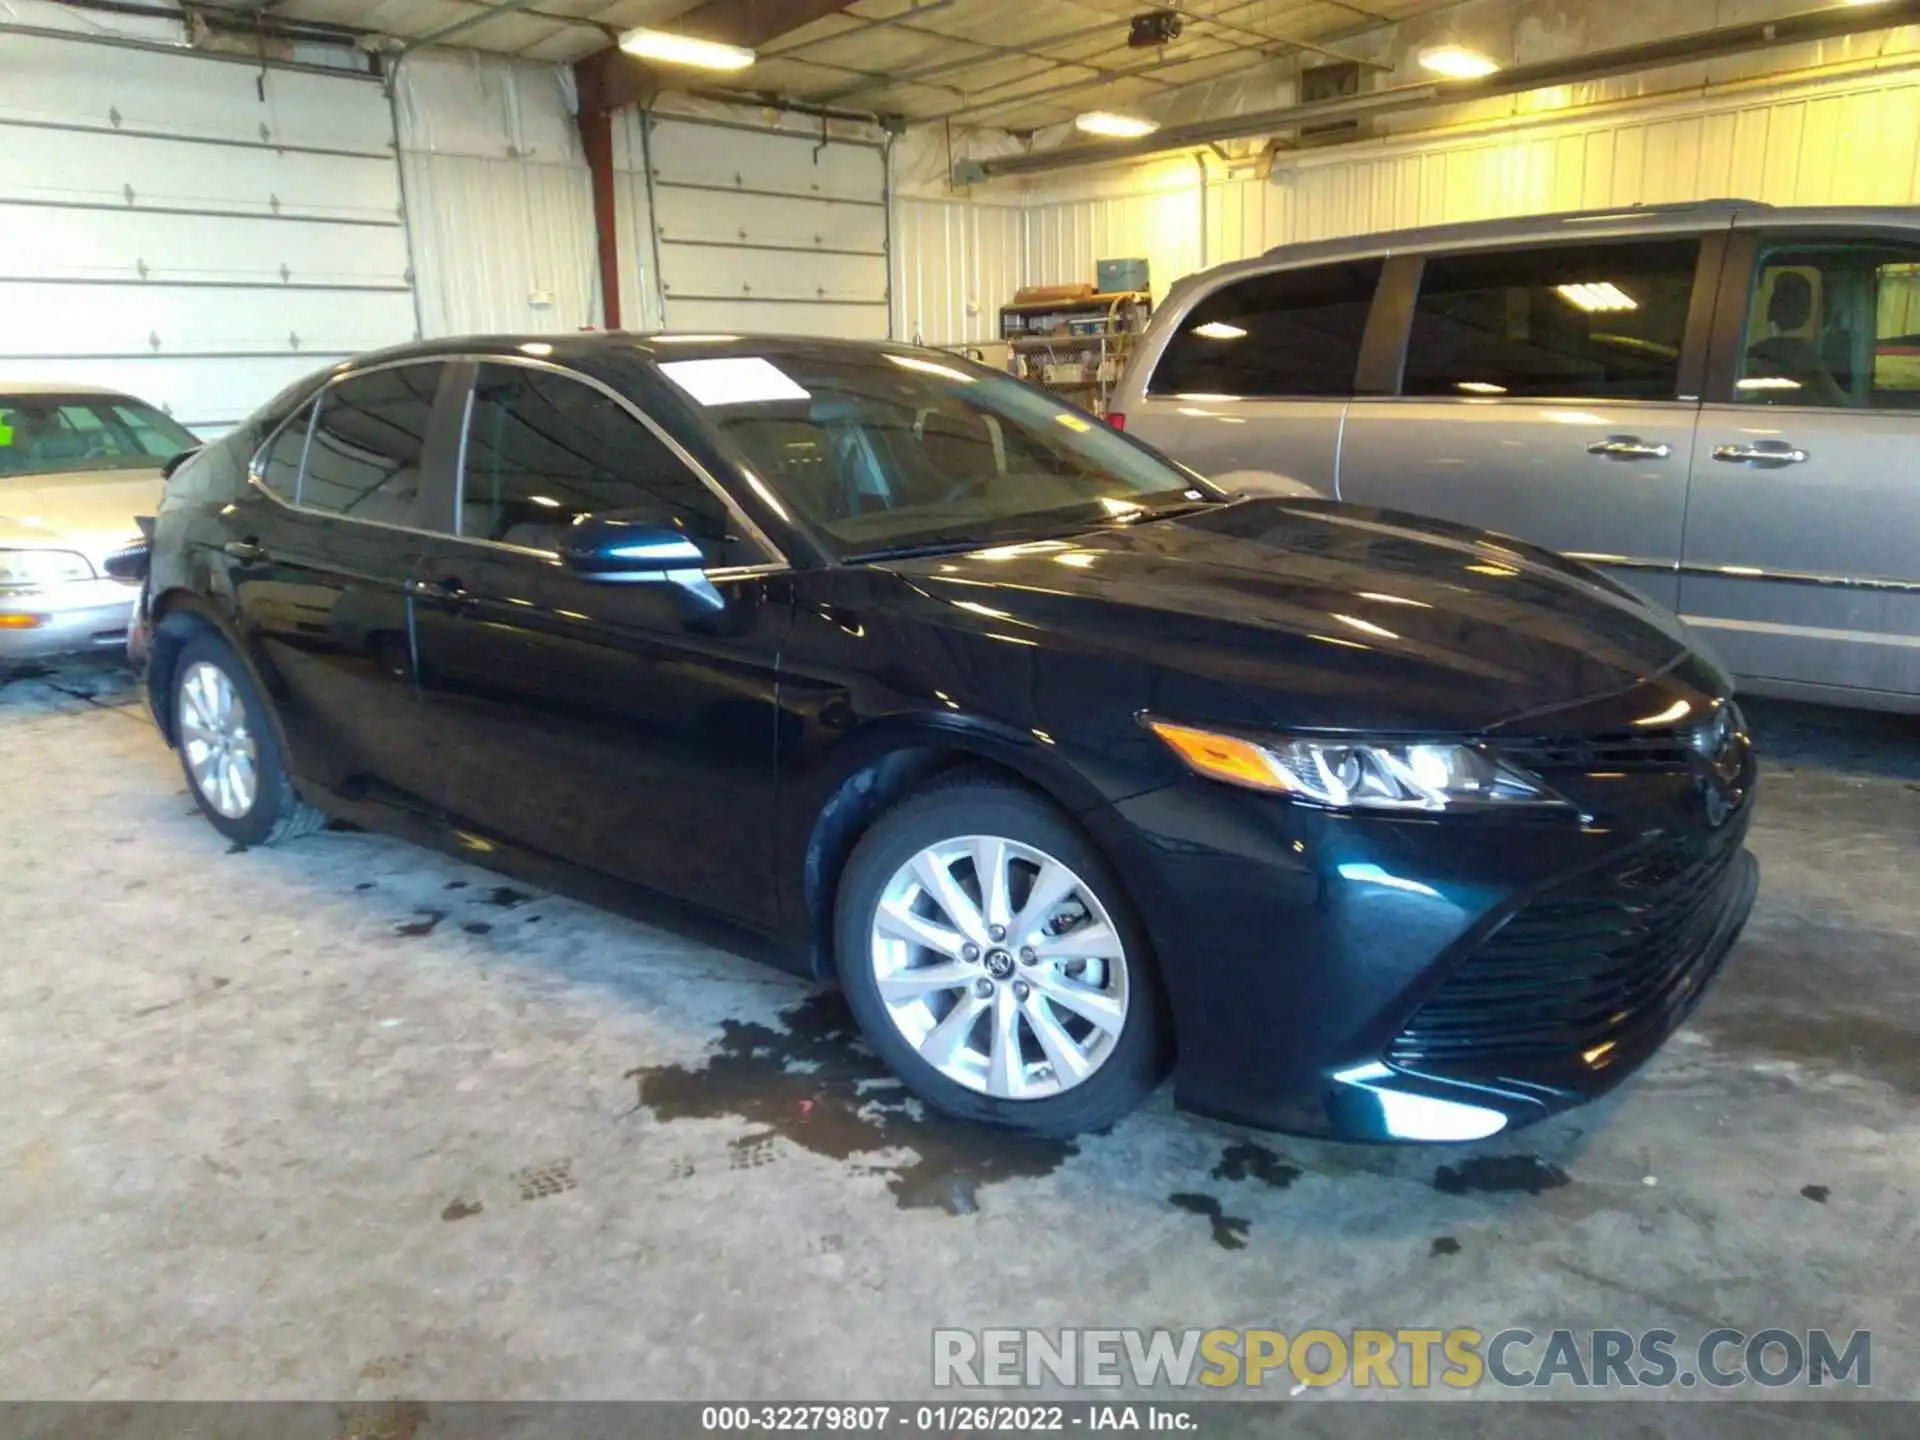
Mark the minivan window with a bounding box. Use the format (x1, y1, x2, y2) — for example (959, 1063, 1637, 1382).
(299, 364, 442, 526)
(1403, 239, 1700, 401)
(459, 363, 742, 557)
(1149, 260, 1384, 398)
(1738, 240, 1920, 409)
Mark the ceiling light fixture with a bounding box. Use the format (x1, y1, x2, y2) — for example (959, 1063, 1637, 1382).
(1554, 281, 1638, 312)
(1192, 321, 1248, 340)
(1075, 111, 1160, 139)
(1417, 44, 1501, 80)
(618, 28, 756, 71)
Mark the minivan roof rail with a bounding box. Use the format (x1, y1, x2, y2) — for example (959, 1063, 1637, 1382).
(1261, 198, 1769, 256)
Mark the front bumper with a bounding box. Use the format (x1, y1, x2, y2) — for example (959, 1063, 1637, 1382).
(0, 578, 140, 662)
(1094, 753, 1758, 1142)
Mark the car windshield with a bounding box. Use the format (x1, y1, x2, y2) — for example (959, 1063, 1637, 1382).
(0, 394, 199, 478)
(657, 347, 1217, 558)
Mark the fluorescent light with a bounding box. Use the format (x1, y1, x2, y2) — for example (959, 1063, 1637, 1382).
(1191, 321, 1247, 340)
(1075, 111, 1160, 139)
(1736, 376, 1803, 391)
(618, 28, 755, 71)
(1418, 44, 1500, 80)
(650, 333, 742, 344)
(1455, 380, 1506, 395)
(1555, 281, 1638, 312)
(658, 357, 810, 407)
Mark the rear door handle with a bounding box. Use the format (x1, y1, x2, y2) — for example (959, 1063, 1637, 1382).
(406, 575, 468, 602)
(222, 539, 266, 562)
(1712, 441, 1810, 467)
(1586, 435, 1673, 461)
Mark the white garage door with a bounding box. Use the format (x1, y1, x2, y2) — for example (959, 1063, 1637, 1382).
(645, 116, 889, 339)
(0, 32, 417, 437)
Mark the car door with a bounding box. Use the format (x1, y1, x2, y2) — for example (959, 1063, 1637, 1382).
(407, 358, 793, 927)
(1680, 221, 1920, 705)
(1338, 232, 1723, 611)
(228, 361, 454, 808)
(1120, 257, 1384, 497)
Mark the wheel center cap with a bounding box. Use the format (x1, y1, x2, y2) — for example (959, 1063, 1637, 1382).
(984, 948, 1015, 980)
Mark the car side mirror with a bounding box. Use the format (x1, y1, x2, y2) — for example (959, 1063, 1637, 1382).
(559, 513, 718, 584)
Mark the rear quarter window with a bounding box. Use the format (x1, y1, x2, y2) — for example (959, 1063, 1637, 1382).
(1148, 259, 1384, 398)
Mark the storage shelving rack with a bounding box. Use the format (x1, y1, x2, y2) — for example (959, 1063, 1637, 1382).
(998, 291, 1154, 418)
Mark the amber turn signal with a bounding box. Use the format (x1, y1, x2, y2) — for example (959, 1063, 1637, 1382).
(1146, 720, 1291, 794)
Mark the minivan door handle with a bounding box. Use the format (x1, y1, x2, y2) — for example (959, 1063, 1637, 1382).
(1586, 435, 1673, 461)
(405, 575, 474, 611)
(222, 538, 266, 562)
(1712, 441, 1810, 467)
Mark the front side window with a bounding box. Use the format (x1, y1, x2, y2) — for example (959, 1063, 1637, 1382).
(1403, 239, 1700, 400)
(0, 394, 199, 478)
(660, 347, 1216, 558)
(458, 363, 744, 558)
(1737, 240, 1920, 409)
(297, 364, 442, 525)
(1149, 260, 1383, 398)
(255, 404, 314, 502)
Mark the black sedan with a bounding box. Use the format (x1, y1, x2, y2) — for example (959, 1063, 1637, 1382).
(134, 334, 1758, 1141)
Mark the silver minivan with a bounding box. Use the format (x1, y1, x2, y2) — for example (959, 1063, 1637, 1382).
(1111, 200, 1920, 714)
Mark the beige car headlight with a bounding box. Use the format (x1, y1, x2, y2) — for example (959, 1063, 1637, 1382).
(0, 548, 95, 590)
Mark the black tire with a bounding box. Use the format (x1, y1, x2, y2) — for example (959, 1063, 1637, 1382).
(834, 776, 1169, 1136)
(171, 631, 326, 848)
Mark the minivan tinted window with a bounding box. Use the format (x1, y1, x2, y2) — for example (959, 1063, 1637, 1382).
(1149, 259, 1384, 398)
(1403, 239, 1699, 401)
(1738, 239, 1920, 410)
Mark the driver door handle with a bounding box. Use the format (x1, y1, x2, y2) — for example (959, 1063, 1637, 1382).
(222, 539, 266, 562)
(1712, 441, 1810, 467)
(1586, 435, 1673, 461)
(406, 575, 473, 609)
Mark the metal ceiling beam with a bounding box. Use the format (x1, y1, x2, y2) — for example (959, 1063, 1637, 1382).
(757, 0, 956, 60)
(958, 0, 1920, 180)
(813, 17, 1149, 103)
(394, 0, 552, 55)
(921, 38, 1251, 126)
(1140, 3, 1385, 69)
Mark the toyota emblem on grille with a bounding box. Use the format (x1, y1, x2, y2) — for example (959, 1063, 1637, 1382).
(1690, 703, 1748, 827)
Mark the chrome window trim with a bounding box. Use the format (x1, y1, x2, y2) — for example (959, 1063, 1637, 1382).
(243, 351, 791, 574)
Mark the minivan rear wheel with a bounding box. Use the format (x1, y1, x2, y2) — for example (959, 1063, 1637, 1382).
(172, 633, 325, 847)
(834, 778, 1168, 1135)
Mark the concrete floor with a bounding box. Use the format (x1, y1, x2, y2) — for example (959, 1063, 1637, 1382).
(1, 656, 1916, 1413)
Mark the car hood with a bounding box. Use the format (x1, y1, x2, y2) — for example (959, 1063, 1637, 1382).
(0, 468, 163, 571)
(879, 498, 1708, 735)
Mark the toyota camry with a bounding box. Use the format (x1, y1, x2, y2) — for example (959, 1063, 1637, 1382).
(132, 334, 1759, 1140)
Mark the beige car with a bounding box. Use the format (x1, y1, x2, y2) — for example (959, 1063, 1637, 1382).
(0, 383, 199, 663)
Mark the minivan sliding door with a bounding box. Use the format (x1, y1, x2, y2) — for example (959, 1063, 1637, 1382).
(1337, 233, 1723, 611)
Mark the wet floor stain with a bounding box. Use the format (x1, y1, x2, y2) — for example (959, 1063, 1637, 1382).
(1433, 1155, 1571, 1196)
(445, 880, 469, 891)
(625, 992, 1075, 1216)
(440, 1199, 483, 1221)
(1801, 1184, 1831, 1204)
(354, 881, 375, 892)
(485, 886, 533, 909)
(393, 909, 445, 938)
(1212, 1141, 1301, 1189)
(1169, 1192, 1250, 1250)
(462, 921, 493, 936)
(1430, 1235, 1461, 1257)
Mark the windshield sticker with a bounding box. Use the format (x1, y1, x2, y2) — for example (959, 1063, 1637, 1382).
(658, 357, 811, 408)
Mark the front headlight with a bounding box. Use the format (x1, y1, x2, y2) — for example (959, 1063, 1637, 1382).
(1147, 719, 1566, 812)
(0, 548, 94, 590)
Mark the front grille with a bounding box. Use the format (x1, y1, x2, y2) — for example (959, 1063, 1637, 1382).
(1386, 830, 1746, 1074)
(1495, 728, 1691, 772)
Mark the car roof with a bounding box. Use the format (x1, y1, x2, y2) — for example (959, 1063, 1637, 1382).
(0, 381, 136, 399)
(335, 332, 954, 377)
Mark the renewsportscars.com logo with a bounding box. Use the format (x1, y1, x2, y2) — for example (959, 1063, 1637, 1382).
(932, 1327, 1873, 1392)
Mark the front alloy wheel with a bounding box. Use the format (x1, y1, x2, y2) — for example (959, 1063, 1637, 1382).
(870, 836, 1129, 1100)
(835, 778, 1167, 1134)
(178, 660, 259, 819)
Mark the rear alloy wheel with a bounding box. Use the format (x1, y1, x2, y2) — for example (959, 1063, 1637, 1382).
(172, 632, 326, 847)
(836, 780, 1166, 1134)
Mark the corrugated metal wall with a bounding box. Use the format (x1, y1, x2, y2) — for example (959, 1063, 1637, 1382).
(395, 52, 601, 338)
(957, 54, 1920, 310)
(890, 197, 1024, 354)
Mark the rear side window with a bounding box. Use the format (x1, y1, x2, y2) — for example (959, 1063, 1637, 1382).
(1149, 260, 1383, 398)
(1403, 239, 1700, 400)
(254, 405, 313, 502)
(297, 364, 443, 525)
